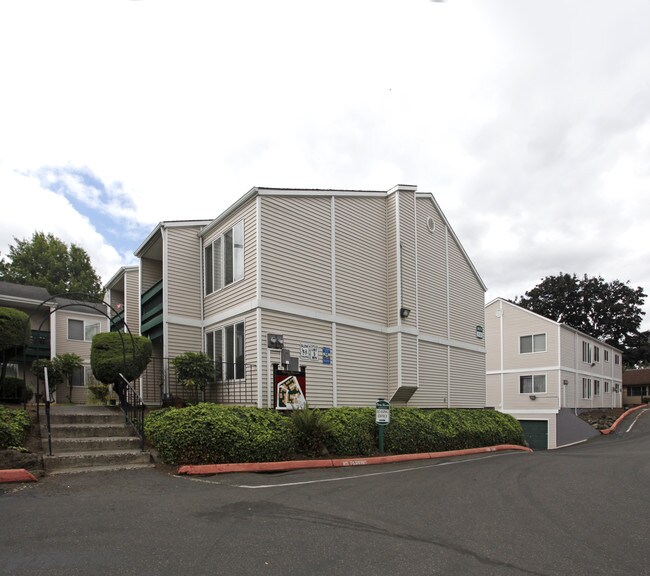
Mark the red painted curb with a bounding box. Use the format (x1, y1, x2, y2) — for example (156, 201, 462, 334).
(600, 404, 648, 435)
(0, 469, 38, 483)
(177, 444, 532, 476)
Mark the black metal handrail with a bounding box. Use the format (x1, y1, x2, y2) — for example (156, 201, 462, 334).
(117, 374, 146, 451)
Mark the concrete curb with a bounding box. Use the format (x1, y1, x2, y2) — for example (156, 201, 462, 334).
(177, 444, 532, 476)
(0, 469, 38, 483)
(600, 404, 648, 435)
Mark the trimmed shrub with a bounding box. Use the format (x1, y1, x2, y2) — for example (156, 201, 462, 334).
(383, 407, 438, 454)
(0, 405, 31, 449)
(144, 404, 296, 465)
(291, 405, 335, 457)
(0, 377, 33, 404)
(91, 332, 153, 384)
(321, 407, 376, 456)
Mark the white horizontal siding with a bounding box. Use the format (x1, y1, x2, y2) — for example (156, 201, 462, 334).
(410, 341, 448, 407)
(166, 227, 203, 320)
(167, 324, 203, 358)
(399, 190, 417, 329)
(449, 347, 485, 408)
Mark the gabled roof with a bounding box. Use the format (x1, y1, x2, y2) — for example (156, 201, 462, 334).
(622, 368, 650, 385)
(486, 297, 623, 352)
(0, 280, 51, 303)
(134, 220, 212, 258)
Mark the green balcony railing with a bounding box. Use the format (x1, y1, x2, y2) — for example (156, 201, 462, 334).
(141, 279, 163, 339)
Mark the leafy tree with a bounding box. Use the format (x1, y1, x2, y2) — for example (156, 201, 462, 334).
(0, 231, 104, 299)
(91, 332, 153, 388)
(51, 353, 84, 404)
(0, 307, 30, 385)
(171, 351, 215, 403)
(515, 273, 648, 367)
(31, 359, 64, 401)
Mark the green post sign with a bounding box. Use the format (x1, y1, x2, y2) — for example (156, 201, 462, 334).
(376, 399, 390, 454)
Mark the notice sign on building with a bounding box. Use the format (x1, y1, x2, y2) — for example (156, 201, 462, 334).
(300, 343, 319, 361)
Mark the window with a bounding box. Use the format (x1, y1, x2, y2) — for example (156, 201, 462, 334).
(594, 380, 600, 396)
(71, 366, 90, 387)
(582, 378, 591, 399)
(604, 349, 609, 362)
(5, 363, 18, 378)
(604, 381, 609, 393)
(582, 341, 591, 364)
(614, 354, 620, 365)
(520, 375, 546, 394)
(204, 221, 244, 295)
(206, 321, 245, 380)
(68, 319, 100, 341)
(593, 346, 600, 362)
(520, 333, 546, 354)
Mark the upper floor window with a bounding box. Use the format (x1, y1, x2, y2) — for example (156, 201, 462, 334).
(582, 341, 592, 364)
(520, 374, 546, 394)
(68, 319, 100, 341)
(614, 354, 620, 365)
(205, 221, 244, 295)
(520, 333, 546, 354)
(604, 349, 609, 362)
(593, 346, 600, 362)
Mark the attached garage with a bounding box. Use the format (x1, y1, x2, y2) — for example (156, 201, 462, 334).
(519, 420, 549, 451)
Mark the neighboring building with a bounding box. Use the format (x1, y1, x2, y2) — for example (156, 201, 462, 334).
(130, 185, 487, 409)
(622, 368, 650, 405)
(104, 266, 141, 336)
(485, 298, 623, 450)
(0, 281, 108, 403)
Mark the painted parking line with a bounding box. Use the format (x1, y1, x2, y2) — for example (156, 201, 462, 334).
(626, 408, 649, 433)
(178, 451, 526, 490)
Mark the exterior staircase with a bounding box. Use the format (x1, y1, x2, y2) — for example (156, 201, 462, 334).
(41, 405, 153, 475)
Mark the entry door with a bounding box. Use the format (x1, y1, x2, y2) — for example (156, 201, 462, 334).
(519, 420, 548, 450)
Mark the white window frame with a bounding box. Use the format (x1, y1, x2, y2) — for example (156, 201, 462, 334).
(204, 220, 245, 296)
(206, 320, 245, 381)
(582, 378, 592, 399)
(614, 354, 620, 365)
(71, 365, 92, 387)
(604, 381, 610, 393)
(604, 349, 609, 362)
(68, 319, 101, 342)
(519, 374, 547, 394)
(593, 346, 600, 363)
(594, 379, 600, 396)
(519, 333, 547, 354)
(582, 341, 592, 364)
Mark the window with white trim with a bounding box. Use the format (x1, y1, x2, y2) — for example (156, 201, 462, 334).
(68, 319, 100, 341)
(604, 381, 610, 393)
(520, 375, 546, 394)
(206, 321, 245, 380)
(594, 380, 600, 396)
(593, 346, 600, 362)
(520, 333, 546, 354)
(204, 221, 244, 295)
(614, 354, 620, 365)
(582, 341, 591, 364)
(582, 378, 591, 399)
(604, 349, 609, 362)
(5, 362, 19, 378)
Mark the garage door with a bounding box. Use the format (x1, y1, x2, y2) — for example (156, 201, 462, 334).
(519, 420, 548, 451)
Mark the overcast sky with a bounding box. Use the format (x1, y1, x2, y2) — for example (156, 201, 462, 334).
(1, 0, 649, 329)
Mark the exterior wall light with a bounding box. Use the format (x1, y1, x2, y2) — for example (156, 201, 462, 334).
(400, 307, 411, 319)
(529, 395, 537, 400)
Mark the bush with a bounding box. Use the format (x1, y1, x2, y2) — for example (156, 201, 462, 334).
(0, 377, 34, 404)
(0, 405, 31, 449)
(91, 332, 153, 384)
(321, 407, 377, 456)
(144, 404, 296, 465)
(291, 405, 335, 457)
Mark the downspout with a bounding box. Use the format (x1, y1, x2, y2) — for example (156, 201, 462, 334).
(557, 324, 562, 412)
(498, 300, 504, 411)
(396, 193, 402, 394)
(256, 196, 263, 408)
(445, 227, 451, 408)
(331, 195, 337, 407)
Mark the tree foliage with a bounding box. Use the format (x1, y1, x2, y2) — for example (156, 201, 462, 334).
(51, 353, 84, 403)
(515, 273, 648, 367)
(0, 307, 30, 385)
(0, 231, 104, 299)
(91, 332, 153, 385)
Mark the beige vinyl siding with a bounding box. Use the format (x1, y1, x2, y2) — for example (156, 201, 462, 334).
(484, 301, 502, 372)
(399, 190, 417, 329)
(416, 197, 448, 339)
(56, 310, 106, 358)
(502, 370, 558, 411)
(448, 236, 485, 346)
(388, 332, 398, 398)
(140, 257, 161, 293)
(386, 193, 398, 326)
(500, 305, 557, 371)
(449, 347, 485, 408)
(400, 333, 418, 389)
(335, 196, 388, 324)
(167, 324, 203, 359)
(485, 374, 501, 408)
(261, 310, 334, 408)
(560, 326, 576, 369)
(204, 200, 257, 318)
(410, 341, 448, 407)
(166, 227, 203, 320)
(560, 370, 576, 408)
(336, 325, 388, 406)
(125, 270, 140, 335)
(260, 196, 331, 313)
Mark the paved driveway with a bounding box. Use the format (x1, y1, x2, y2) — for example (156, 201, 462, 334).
(2, 409, 649, 576)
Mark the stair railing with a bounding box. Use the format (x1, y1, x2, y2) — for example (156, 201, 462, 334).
(117, 374, 146, 451)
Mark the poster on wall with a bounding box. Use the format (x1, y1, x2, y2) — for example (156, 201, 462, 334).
(276, 375, 306, 410)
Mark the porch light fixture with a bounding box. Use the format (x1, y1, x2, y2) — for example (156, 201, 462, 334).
(400, 307, 411, 319)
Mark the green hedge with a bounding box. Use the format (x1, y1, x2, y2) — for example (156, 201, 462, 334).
(145, 405, 525, 465)
(0, 377, 34, 404)
(0, 405, 31, 449)
(385, 408, 525, 453)
(144, 404, 296, 465)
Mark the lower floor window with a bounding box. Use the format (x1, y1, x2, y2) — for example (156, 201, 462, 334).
(604, 381, 609, 393)
(520, 374, 546, 394)
(206, 321, 245, 380)
(582, 378, 592, 399)
(594, 380, 601, 396)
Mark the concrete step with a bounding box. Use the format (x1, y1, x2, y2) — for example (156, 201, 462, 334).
(43, 449, 152, 473)
(47, 412, 125, 425)
(45, 462, 155, 476)
(42, 423, 136, 438)
(43, 436, 142, 453)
